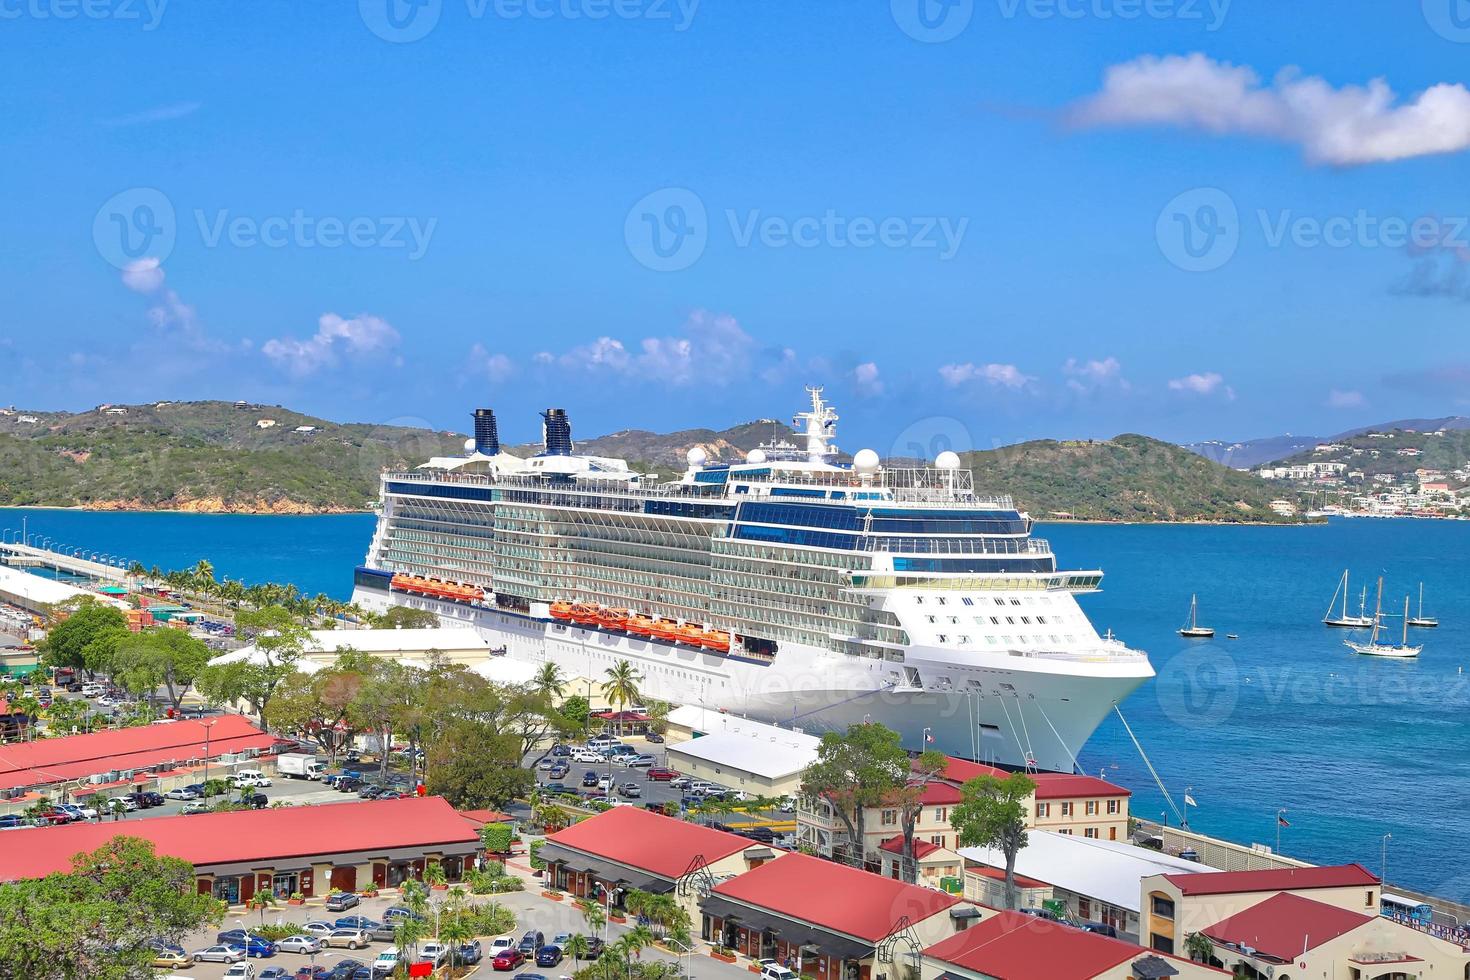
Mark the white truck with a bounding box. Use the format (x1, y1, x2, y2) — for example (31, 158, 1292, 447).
(276, 753, 325, 780)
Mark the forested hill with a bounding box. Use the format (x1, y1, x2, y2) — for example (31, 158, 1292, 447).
(963, 434, 1304, 523)
(0, 400, 464, 512)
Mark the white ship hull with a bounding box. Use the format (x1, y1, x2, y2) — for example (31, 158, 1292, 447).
(352, 586, 1150, 772)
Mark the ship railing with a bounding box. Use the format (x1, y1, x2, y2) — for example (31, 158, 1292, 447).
(1006, 644, 1149, 663)
(864, 537, 1050, 555)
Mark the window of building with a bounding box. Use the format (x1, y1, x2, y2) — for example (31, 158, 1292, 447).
(1150, 934, 1175, 955)
(929, 835, 945, 847)
(1150, 895, 1175, 920)
(1086, 801, 1098, 816)
(881, 809, 898, 826)
(1084, 828, 1098, 839)
(1061, 802, 1073, 817)
(962, 598, 974, 606)
(1036, 802, 1050, 818)
(1107, 799, 1120, 815)
(933, 807, 946, 823)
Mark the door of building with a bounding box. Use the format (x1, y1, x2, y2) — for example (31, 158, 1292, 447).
(330, 866, 357, 892)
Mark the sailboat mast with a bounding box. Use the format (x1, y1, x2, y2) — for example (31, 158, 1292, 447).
(1403, 595, 1410, 646)
(1419, 582, 1425, 620)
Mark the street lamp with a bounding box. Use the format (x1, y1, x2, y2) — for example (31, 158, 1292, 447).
(1382, 833, 1392, 883)
(201, 719, 218, 789)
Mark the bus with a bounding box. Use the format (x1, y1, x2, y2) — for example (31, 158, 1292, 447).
(1382, 893, 1435, 926)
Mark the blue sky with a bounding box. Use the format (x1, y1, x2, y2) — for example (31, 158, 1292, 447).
(7, 1, 1470, 453)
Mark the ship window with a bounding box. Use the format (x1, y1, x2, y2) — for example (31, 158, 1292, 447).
(990, 617, 1000, 625)
(1010, 599, 1022, 606)
(936, 634, 948, 643)
(949, 617, 959, 624)
(986, 636, 998, 644)
(936, 597, 947, 605)
(1021, 617, 1031, 624)
(958, 636, 970, 644)
(962, 597, 973, 606)
(1066, 634, 1075, 642)
(914, 597, 924, 605)
(1006, 617, 1015, 625)
(993, 598, 1005, 606)
(926, 616, 937, 624)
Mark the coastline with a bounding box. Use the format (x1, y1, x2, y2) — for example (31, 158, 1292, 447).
(0, 503, 370, 516)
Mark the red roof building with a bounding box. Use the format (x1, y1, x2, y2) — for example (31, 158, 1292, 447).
(1031, 773, 1131, 800)
(0, 715, 276, 792)
(544, 805, 755, 880)
(0, 796, 480, 905)
(923, 911, 1224, 980)
(1165, 863, 1380, 897)
(703, 852, 970, 980)
(1202, 893, 1371, 961)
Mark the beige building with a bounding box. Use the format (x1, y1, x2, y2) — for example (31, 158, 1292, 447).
(1140, 864, 1384, 956)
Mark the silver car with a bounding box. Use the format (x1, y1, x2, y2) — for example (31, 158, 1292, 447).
(277, 934, 323, 954)
(193, 944, 245, 963)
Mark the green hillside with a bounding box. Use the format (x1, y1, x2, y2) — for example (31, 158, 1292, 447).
(963, 434, 1304, 523)
(0, 401, 464, 512)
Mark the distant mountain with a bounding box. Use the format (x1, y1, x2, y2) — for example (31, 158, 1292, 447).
(0, 400, 464, 512)
(1185, 416, 1470, 469)
(965, 435, 1302, 523)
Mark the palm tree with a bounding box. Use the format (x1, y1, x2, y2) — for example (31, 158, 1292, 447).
(581, 898, 607, 937)
(1184, 932, 1214, 964)
(600, 660, 643, 737)
(533, 662, 567, 701)
(438, 889, 474, 966)
(563, 933, 591, 969)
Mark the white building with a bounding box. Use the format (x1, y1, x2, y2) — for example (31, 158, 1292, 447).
(211, 627, 496, 674)
(0, 566, 129, 615)
(664, 710, 820, 797)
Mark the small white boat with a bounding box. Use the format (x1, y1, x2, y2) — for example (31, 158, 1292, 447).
(1345, 580, 1422, 659)
(1178, 594, 1215, 638)
(1323, 569, 1374, 628)
(1407, 582, 1439, 629)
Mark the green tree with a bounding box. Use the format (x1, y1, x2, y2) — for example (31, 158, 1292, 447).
(0, 836, 223, 979)
(426, 720, 533, 808)
(1183, 931, 1214, 964)
(264, 663, 366, 763)
(563, 932, 592, 968)
(37, 599, 127, 677)
(533, 661, 567, 700)
(194, 605, 307, 728)
(114, 628, 212, 711)
(600, 660, 643, 736)
(949, 772, 1036, 910)
(893, 749, 951, 883)
(372, 605, 440, 629)
(560, 694, 591, 733)
(479, 823, 514, 855)
(799, 723, 911, 868)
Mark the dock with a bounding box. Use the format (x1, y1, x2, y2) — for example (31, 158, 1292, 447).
(0, 541, 129, 584)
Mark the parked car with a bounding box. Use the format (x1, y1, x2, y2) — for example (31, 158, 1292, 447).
(292, 967, 333, 979)
(626, 755, 656, 769)
(617, 782, 642, 798)
(760, 965, 797, 980)
(218, 932, 278, 958)
(181, 801, 210, 814)
(534, 946, 562, 967)
(645, 767, 679, 781)
(259, 969, 291, 980)
(571, 749, 602, 763)
(537, 757, 556, 771)
(583, 937, 606, 959)
(597, 776, 614, 791)
(247, 793, 269, 809)
(418, 943, 450, 967)
(517, 931, 545, 955)
(1079, 922, 1119, 938)
(194, 944, 246, 964)
(299, 922, 337, 938)
(336, 776, 363, 793)
(325, 928, 371, 950)
(370, 949, 400, 977)
(382, 905, 425, 923)
(324, 892, 360, 912)
(325, 959, 365, 980)
(487, 936, 516, 955)
(164, 787, 200, 800)
(582, 770, 601, 787)
(455, 939, 484, 965)
(151, 948, 191, 968)
(492, 949, 526, 971)
(547, 763, 569, 779)
(669, 776, 692, 789)
(644, 732, 664, 743)
(277, 935, 323, 954)
(542, 782, 570, 795)
(334, 916, 381, 931)
(550, 744, 570, 757)
(223, 964, 258, 980)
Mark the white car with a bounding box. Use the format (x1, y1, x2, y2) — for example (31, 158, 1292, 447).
(299, 921, 336, 938)
(597, 776, 614, 790)
(571, 749, 602, 763)
(418, 942, 449, 967)
(106, 798, 139, 813)
(223, 963, 256, 979)
(229, 774, 271, 788)
(488, 936, 515, 955)
(374, 948, 401, 975)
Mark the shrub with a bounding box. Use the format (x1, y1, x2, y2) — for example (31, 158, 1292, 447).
(480, 822, 513, 854)
(528, 839, 546, 871)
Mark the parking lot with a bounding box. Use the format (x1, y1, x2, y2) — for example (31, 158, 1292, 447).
(168, 878, 751, 980)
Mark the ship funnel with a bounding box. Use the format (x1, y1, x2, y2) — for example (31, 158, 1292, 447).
(472, 408, 500, 456)
(541, 408, 573, 456)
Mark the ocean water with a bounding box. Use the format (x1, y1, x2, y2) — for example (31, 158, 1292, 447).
(2, 508, 1466, 897)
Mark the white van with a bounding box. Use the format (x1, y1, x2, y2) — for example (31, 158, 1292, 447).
(81, 683, 105, 697)
(372, 948, 400, 977)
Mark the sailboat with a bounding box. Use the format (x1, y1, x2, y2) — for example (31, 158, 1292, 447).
(1323, 570, 1374, 628)
(1178, 594, 1215, 638)
(1408, 582, 1439, 629)
(1344, 579, 1422, 659)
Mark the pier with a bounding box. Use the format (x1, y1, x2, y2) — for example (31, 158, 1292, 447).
(0, 540, 130, 584)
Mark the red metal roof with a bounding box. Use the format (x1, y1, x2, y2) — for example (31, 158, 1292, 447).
(933, 758, 1009, 784)
(964, 866, 1050, 890)
(923, 911, 1151, 980)
(1030, 773, 1130, 800)
(0, 796, 479, 882)
(1203, 892, 1371, 960)
(712, 852, 961, 941)
(458, 808, 513, 828)
(878, 835, 946, 859)
(0, 715, 275, 791)
(1167, 863, 1380, 896)
(546, 806, 752, 879)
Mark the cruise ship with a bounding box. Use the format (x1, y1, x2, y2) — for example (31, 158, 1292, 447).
(350, 388, 1153, 772)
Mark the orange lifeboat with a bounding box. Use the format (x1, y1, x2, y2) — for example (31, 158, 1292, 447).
(699, 629, 731, 652)
(600, 608, 630, 630)
(625, 615, 654, 636)
(569, 603, 600, 625)
(550, 601, 574, 621)
(649, 619, 680, 641)
(673, 623, 703, 645)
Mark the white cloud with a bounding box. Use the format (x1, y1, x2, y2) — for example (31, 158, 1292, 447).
(99, 101, 202, 128)
(1063, 356, 1128, 393)
(852, 361, 884, 397)
(939, 362, 1035, 389)
(1168, 371, 1234, 399)
(543, 311, 758, 386)
(1070, 53, 1470, 166)
(262, 313, 400, 377)
(468, 344, 514, 383)
(121, 257, 165, 293)
(1327, 388, 1366, 409)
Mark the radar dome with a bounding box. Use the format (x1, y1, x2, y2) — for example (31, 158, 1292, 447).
(935, 450, 962, 470)
(853, 448, 881, 472)
(686, 446, 708, 467)
(463, 438, 477, 453)
(746, 448, 768, 464)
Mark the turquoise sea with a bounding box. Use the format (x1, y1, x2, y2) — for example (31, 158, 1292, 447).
(3, 509, 1467, 898)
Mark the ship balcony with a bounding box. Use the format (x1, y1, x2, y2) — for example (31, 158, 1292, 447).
(864, 537, 1051, 555)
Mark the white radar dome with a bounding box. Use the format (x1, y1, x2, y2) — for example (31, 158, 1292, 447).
(746, 448, 768, 464)
(464, 438, 477, 453)
(935, 450, 962, 470)
(853, 448, 881, 472)
(686, 446, 708, 467)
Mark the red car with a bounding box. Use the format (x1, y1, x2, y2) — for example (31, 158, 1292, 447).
(645, 768, 679, 781)
(492, 949, 526, 971)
